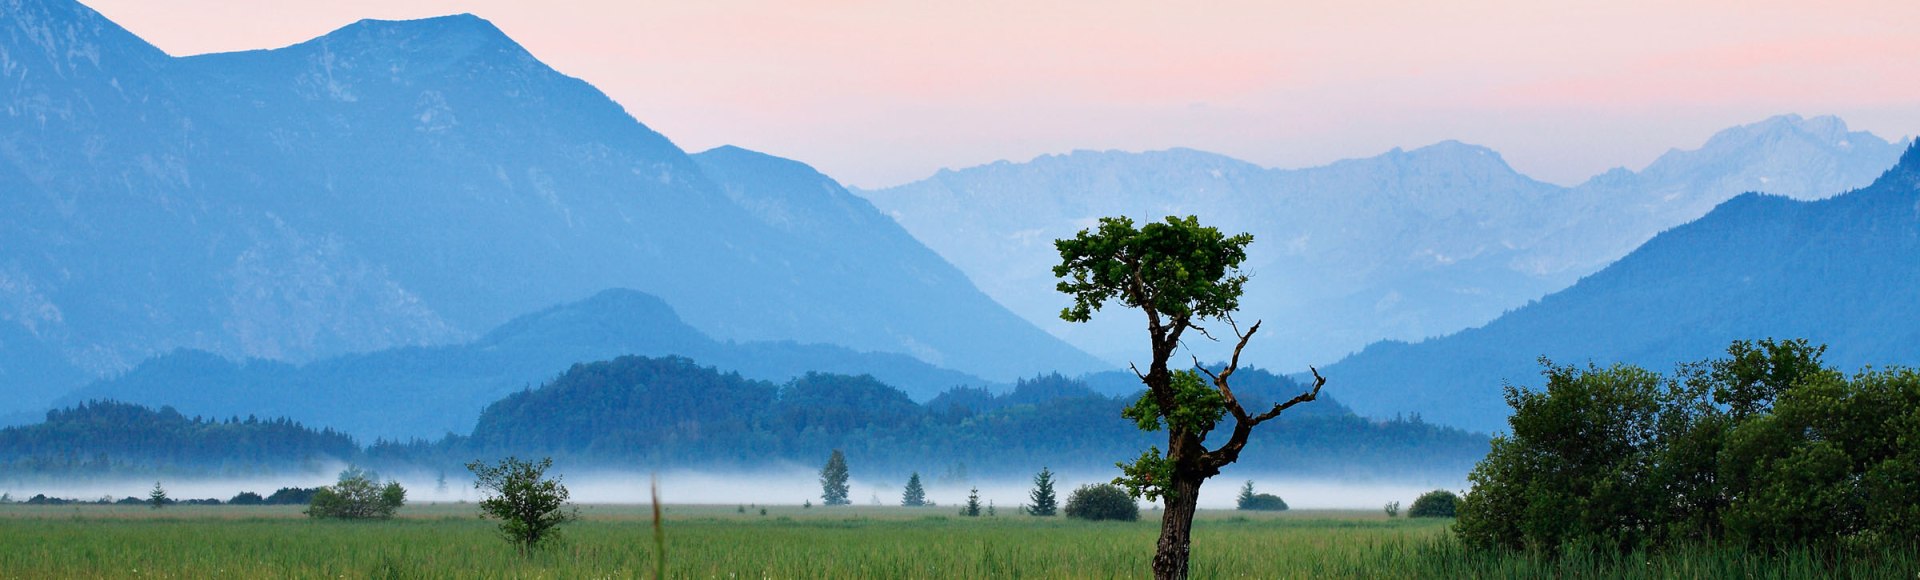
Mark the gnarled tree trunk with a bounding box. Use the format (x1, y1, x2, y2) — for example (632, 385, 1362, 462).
(1152, 474, 1206, 580)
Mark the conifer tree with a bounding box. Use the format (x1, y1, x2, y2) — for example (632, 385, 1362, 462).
(1027, 467, 1059, 516)
(901, 472, 927, 507)
(148, 481, 168, 509)
(961, 486, 982, 517)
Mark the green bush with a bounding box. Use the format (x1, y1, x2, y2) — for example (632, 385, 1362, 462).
(1407, 490, 1458, 518)
(1064, 484, 1138, 521)
(1455, 339, 1920, 554)
(306, 468, 405, 520)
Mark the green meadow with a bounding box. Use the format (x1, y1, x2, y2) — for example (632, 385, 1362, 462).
(2, 503, 1911, 578)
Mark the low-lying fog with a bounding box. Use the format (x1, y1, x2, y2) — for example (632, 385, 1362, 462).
(3, 464, 1464, 510)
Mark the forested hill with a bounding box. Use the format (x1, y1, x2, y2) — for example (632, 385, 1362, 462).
(0, 401, 358, 476)
(1323, 143, 1920, 432)
(438, 356, 1486, 480)
(59, 289, 991, 440)
(0, 0, 1102, 418)
(6, 355, 1486, 479)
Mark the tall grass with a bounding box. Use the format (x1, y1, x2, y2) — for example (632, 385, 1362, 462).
(0, 504, 1911, 578)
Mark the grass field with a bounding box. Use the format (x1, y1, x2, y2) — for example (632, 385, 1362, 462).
(0, 503, 1912, 578)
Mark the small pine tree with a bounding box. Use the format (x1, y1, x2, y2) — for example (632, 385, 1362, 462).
(819, 450, 851, 506)
(148, 482, 168, 509)
(902, 472, 927, 507)
(988, 501, 996, 517)
(961, 487, 982, 517)
(1237, 480, 1256, 507)
(1026, 467, 1058, 516)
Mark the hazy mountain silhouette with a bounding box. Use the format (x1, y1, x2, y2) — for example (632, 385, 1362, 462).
(1320, 143, 1920, 432)
(0, 0, 1103, 416)
(859, 115, 1906, 370)
(58, 288, 992, 440)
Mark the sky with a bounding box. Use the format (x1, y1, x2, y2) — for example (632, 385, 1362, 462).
(84, 0, 1920, 189)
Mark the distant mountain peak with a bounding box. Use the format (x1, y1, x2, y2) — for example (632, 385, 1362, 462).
(290, 12, 531, 68)
(1709, 113, 1861, 149)
(2, 0, 169, 70)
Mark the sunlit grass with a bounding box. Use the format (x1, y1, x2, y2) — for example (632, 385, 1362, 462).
(0, 504, 1911, 578)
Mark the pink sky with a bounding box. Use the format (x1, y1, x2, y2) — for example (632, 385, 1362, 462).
(85, 0, 1920, 188)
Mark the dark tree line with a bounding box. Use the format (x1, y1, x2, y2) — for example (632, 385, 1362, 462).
(378, 355, 1484, 479)
(2, 357, 1487, 480)
(0, 400, 359, 475)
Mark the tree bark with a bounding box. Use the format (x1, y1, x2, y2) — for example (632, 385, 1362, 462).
(1151, 474, 1205, 580)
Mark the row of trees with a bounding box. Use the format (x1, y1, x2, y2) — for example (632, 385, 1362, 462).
(0, 400, 358, 475)
(422, 355, 1481, 481)
(1454, 339, 1920, 553)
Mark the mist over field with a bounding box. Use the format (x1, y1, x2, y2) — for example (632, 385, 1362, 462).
(2, 467, 1462, 511)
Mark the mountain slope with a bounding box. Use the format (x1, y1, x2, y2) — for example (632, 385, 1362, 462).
(1322, 144, 1920, 432)
(858, 115, 1905, 370)
(0, 0, 1103, 416)
(60, 289, 993, 440)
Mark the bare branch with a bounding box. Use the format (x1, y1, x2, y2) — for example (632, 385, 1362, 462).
(1191, 356, 1220, 383)
(1129, 362, 1148, 383)
(1189, 322, 1218, 342)
(1247, 366, 1325, 426)
(1211, 320, 1263, 422)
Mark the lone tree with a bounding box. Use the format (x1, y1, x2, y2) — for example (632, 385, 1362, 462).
(902, 472, 927, 507)
(961, 486, 983, 517)
(467, 456, 578, 552)
(820, 450, 851, 506)
(1055, 215, 1325, 580)
(148, 481, 168, 509)
(1027, 467, 1058, 516)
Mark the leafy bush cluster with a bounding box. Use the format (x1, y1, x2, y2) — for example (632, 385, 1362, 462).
(305, 468, 406, 520)
(1407, 490, 1458, 518)
(1456, 339, 1920, 553)
(1064, 484, 1139, 521)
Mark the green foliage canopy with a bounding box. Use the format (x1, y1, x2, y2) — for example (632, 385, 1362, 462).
(1054, 215, 1251, 324)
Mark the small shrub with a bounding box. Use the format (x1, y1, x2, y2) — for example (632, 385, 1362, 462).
(1408, 489, 1460, 518)
(1384, 501, 1400, 518)
(1064, 484, 1139, 521)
